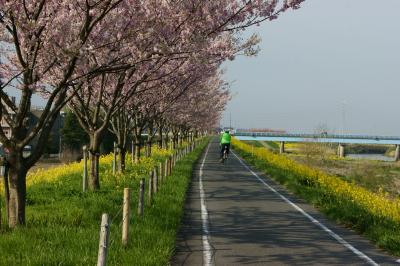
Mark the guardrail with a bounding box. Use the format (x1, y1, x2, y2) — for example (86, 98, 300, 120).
(234, 132, 400, 141)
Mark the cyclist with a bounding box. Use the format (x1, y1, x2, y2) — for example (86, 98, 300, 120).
(220, 130, 231, 162)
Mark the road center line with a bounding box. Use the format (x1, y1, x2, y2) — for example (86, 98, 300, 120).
(199, 143, 213, 266)
(231, 151, 379, 266)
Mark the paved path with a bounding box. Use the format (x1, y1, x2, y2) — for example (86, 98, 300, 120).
(172, 138, 399, 265)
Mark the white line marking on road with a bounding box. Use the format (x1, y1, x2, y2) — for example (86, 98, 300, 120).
(200, 143, 213, 266)
(231, 151, 379, 266)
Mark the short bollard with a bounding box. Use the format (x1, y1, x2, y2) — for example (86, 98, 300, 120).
(165, 159, 169, 177)
(159, 162, 163, 184)
(153, 167, 158, 193)
(148, 172, 153, 204)
(131, 141, 135, 164)
(138, 179, 145, 217)
(168, 157, 172, 175)
(122, 188, 131, 246)
(97, 213, 110, 266)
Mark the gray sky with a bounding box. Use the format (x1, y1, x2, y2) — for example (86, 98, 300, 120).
(222, 0, 400, 135)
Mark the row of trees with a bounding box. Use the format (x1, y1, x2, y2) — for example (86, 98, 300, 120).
(0, 0, 304, 227)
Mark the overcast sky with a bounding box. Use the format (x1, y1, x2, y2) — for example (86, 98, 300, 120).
(222, 0, 400, 136)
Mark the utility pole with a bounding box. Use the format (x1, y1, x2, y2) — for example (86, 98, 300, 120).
(229, 112, 232, 130)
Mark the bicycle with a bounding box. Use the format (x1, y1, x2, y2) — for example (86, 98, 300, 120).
(221, 145, 228, 164)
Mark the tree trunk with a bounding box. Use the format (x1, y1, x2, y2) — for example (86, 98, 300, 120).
(164, 132, 168, 150)
(7, 155, 28, 227)
(146, 142, 151, 157)
(135, 142, 141, 163)
(157, 127, 163, 148)
(146, 121, 154, 157)
(89, 134, 101, 190)
(177, 133, 181, 147)
(118, 147, 126, 172)
(2, 159, 10, 224)
(172, 132, 178, 149)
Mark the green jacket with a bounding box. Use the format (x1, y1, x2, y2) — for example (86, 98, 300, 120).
(220, 132, 231, 144)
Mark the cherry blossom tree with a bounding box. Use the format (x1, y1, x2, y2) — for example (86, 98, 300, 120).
(0, 0, 136, 226)
(0, 0, 304, 226)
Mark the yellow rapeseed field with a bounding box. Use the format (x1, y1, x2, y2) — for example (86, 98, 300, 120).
(0, 146, 173, 194)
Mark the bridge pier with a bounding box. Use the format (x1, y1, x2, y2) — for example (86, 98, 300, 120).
(395, 145, 400, 161)
(338, 144, 345, 158)
(280, 141, 285, 154)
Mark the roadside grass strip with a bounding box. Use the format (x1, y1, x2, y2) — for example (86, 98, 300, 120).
(232, 138, 400, 256)
(0, 140, 208, 265)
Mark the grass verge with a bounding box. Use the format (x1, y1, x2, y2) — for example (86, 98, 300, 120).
(0, 138, 209, 265)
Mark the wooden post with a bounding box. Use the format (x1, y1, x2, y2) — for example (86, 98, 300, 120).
(153, 167, 158, 193)
(279, 142, 285, 154)
(122, 188, 131, 246)
(165, 159, 169, 177)
(138, 179, 144, 217)
(395, 145, 400, 162)
(83, 146, 88, 192)
(148, 172, 153, 204)
(338, 144, 345, 158)
(159, 162, 163, 184)
(168, 157, 172, 175)
(113, 142, 117, 174)
(97, 213, 110, 266)
(131, 140, 135, 164)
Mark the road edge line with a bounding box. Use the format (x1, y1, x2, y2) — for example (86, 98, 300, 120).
(200, 143, 213, 266)
(231, 151, 379, 266)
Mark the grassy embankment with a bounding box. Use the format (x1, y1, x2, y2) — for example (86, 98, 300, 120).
(0, 138, 209, 265)
(234, 138, 400, 256)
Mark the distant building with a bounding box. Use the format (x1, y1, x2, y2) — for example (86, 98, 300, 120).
(1, 101, 64, 155)
(0, 96, 16, 139)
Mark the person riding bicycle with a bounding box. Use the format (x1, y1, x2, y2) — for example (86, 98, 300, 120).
(220, 130, 231, 162)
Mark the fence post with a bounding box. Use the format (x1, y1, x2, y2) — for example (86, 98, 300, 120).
(148, 172, 153, 205)
(131, 140, 135, 164)
(159, 162, 163, 184)
(168, 156, 172, 175)
(138, 179, 145, 217)
(83, 146, 88, 192)
(153, 167, 158, 193)
(97, 213, 110, 266)
(165, 159, 169, 177)
(122, 188, 131, 246)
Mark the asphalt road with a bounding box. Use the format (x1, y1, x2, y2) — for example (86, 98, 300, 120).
(172, 138, 399, 265)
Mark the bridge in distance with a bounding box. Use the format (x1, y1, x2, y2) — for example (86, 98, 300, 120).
(233, 132, 400, 160)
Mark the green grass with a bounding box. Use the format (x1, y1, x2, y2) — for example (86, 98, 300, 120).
(243, 140, 264, 148)
(0, 139, 209, 265)
(234, 145, 400, 256)
(265, 141, 279, 150)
